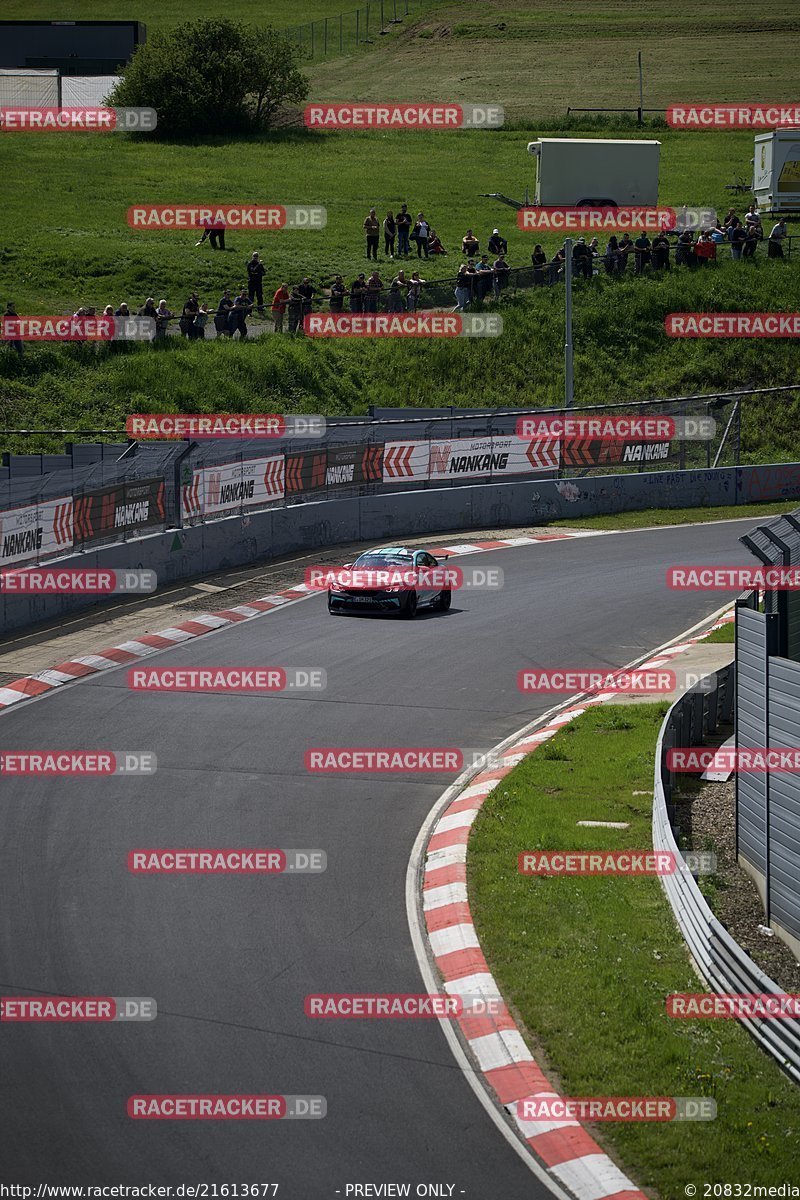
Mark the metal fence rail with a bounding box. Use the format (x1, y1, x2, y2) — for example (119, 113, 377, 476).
(287, 0, 424, 61)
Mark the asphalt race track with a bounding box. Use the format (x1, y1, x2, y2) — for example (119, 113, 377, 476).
(0, 520, 755, 1197)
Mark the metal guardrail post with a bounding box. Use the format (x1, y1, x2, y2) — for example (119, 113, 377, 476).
(173, 441, 197, 530)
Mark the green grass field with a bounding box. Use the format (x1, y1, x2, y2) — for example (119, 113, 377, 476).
(470, 704, 800, 1195)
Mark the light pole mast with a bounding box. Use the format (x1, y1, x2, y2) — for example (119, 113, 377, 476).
(564, 238, 574, 409)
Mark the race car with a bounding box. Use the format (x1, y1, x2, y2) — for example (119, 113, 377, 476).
(327, 545, 452, 618)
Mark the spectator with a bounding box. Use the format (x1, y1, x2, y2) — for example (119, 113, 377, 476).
(454, 264, 472, 311)
(246, 252, 266, 314)
(383, 211, 396, 259)
(364, 208, 380, 260)
(365, 270, 383, 313)
(297, 277, 317, 321)
(721, 207, 738, 229)
(461, 229, 480, 257)
(229, 290, 252, 337)
(743, 224, 759, 259)
(387, 270, 406, 312)
(588, 237, 600, 262)
(115, 302, 130, 317)
(730, 223, 747, 260)
(710, 225, 726, 244)
(744, 203, 760, 228)
(180, 292, 199, 338)
(195, 304, 210, 339)
(549, 244, 566, 283)
(155, 300, 173, 339)
(4, 301, 23, 357)
(196, 214, 226, 250)
(103, 304, 115, 317)
(573, 237, 592, 279)
(215, 289, 234, 336)
(492, 252, 510, 298)
(633, 232, 651, 275)
(413, 213, 430, 258)
(475, 253, 494, 298)
(603, 236, 619, 275)
(488, 228, 508, 255)
(675, 229, 695, 268)
(396, 204, 412, 258)
(652, 231, 671, 270)
(768, 217, 788, 258)
(287, 286, 304, 334)
(271, 283, 290, 332)
(328, 275, 346, 313)
(427, 228, 446, 255)
(695, 230, 716, 266)
(350, 274, 367, 313)
(531, 244, 547, 284)
(407, 270, 425, 312)
(617, 233, 633, 274)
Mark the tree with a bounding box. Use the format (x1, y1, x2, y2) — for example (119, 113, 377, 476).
(108, 20, 308, 137)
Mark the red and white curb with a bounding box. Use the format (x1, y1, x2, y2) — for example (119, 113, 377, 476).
(418, 606, 735, 1200)
(0, 531, 604, 712)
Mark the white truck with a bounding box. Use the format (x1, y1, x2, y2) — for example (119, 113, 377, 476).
(752, 130, 800, 214)
(526, 137, 661, 207)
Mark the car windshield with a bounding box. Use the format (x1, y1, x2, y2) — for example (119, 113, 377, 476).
(353, 552, 415, 568)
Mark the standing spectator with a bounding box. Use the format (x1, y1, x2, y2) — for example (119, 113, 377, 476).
(652, 231, 671, 270)
(365, 270, 383, 313)
(721, 207, 738, 229)
(492, 252, 510, 298)
(531, 244, 547, 285)
(271, 283, 290, 332)
(364, 208, 380, 260)
(603, 236, 619, 275)
(413, 213, 430, 258)
(246, 252, 266, 314)
(694, 231, 716, 266)
(407, 270, 425, 312)
(229, 290, 252, 337)
(180, 292, 200, 338)
(488, 228, 508, 256)
(549, 244, 566, 283)
(215, 289, 234, 336)
(573, 237, 592, 278)
(350, 274, 367, 313)
(744, 203, 760, 229)
(297, 277, 317, 321)
(286, 286, 304, 334)
(4, 301, 23, 357)
(768, 218, 788, 258)
(155, 300, 173, 339)
(588, 237, 600, 265)
(633, 232, 651, 275)
(138, 297, 158, 320)
(461, 230, 480, 257)
(103, 305, 115, 317)
(383, 211, 396, 259)
(476, 254, 494, 298)
(387, 271, 406, 312)
(454, 264, 472, 311)
(328, 275, 346, 313)
(743, 224, 759, 259)
(730, 223, 747, 260)
(195, 304, 210, 339)
(396, 204, 412, 258)
(675, 228, 695, 267)
(115, 301, 130, 317)
(197, 214, 226, 250)
(617, 233, 633, 274)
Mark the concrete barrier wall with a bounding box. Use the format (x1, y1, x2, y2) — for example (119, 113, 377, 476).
(4, 462, 800, 636)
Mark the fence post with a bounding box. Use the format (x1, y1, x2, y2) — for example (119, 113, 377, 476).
(340, 13, 343, 52)
(380, 0, 386, 31)
(366, 4, 371, 41)
(324, 17, 328, 55)
(311, 21, 315, 58)
(356, 8, 360, 44)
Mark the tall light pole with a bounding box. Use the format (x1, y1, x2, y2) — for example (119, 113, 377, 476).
(564, 237, 574, 409)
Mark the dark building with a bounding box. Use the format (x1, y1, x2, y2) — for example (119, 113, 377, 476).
(0, 21, 146, 74)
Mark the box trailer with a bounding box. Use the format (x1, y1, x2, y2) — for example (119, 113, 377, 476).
(753, 130, 800, 214)
(526, 138, 661, 207)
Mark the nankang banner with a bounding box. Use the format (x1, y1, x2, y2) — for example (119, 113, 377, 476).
(0, 496, 73, 567)
(182, 456, 285, 519)
(74, 478, 166, 546)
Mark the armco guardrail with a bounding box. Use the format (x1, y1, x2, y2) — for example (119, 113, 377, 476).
(653, 664, 800, 1085)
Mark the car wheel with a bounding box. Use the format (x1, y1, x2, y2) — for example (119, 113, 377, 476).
(400, 590, 418, 619)
(437, 589, 452, 611)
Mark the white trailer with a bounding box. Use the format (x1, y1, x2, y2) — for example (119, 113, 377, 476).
(526, 138, 661, 207)
(753, 130, 800, 214)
